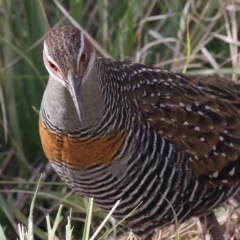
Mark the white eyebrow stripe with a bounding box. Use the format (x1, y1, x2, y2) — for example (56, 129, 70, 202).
(43, 41, 67, 87)
(44, 41, 62, 75)
(76, 31, 85, 73)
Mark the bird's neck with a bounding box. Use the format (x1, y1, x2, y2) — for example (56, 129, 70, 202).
(40, 64, 104, 133)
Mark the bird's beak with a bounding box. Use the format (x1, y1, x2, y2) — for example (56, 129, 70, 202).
(67, 71, 83, 121)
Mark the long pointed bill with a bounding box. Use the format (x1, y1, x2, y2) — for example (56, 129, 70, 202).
(67, 71, 83, 121)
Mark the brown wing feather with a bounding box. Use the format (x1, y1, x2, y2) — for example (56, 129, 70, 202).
(115, 61, 240, 186)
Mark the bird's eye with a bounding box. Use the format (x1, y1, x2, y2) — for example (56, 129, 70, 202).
(48, 61, 58, 71)
(80, 52, 87, 62)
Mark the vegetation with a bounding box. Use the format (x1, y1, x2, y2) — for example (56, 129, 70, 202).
(0, 0, 240, 239)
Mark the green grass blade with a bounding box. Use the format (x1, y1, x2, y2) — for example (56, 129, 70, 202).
(82, 198, 94, 240)
(46, 214, 51, 239)
(31, 106, 40, 115)
(0, 36, 45, 85)
(0, 225, 7, 240)
(182, 14, 191, 73)
(27, 174, 42, 238)
(7, 197, 47, 239)
(52, 204, 63, 234)
(65, 209, 73, 240)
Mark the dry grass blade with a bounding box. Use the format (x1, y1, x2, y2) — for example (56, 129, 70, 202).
(90, 200, 121, 240)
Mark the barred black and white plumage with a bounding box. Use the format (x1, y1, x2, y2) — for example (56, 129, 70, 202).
(39, 26, 240, 240)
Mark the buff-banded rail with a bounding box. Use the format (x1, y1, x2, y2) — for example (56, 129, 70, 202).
(39, 26, 240, 240)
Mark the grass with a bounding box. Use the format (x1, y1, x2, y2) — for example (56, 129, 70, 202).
(0, 0, 240, 239)
(3, 179, 135, 240)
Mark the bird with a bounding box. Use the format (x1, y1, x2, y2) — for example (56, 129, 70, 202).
(39, 25, 240, 240)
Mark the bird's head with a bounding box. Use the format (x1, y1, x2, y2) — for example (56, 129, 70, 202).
(43, 26, 95, 121)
